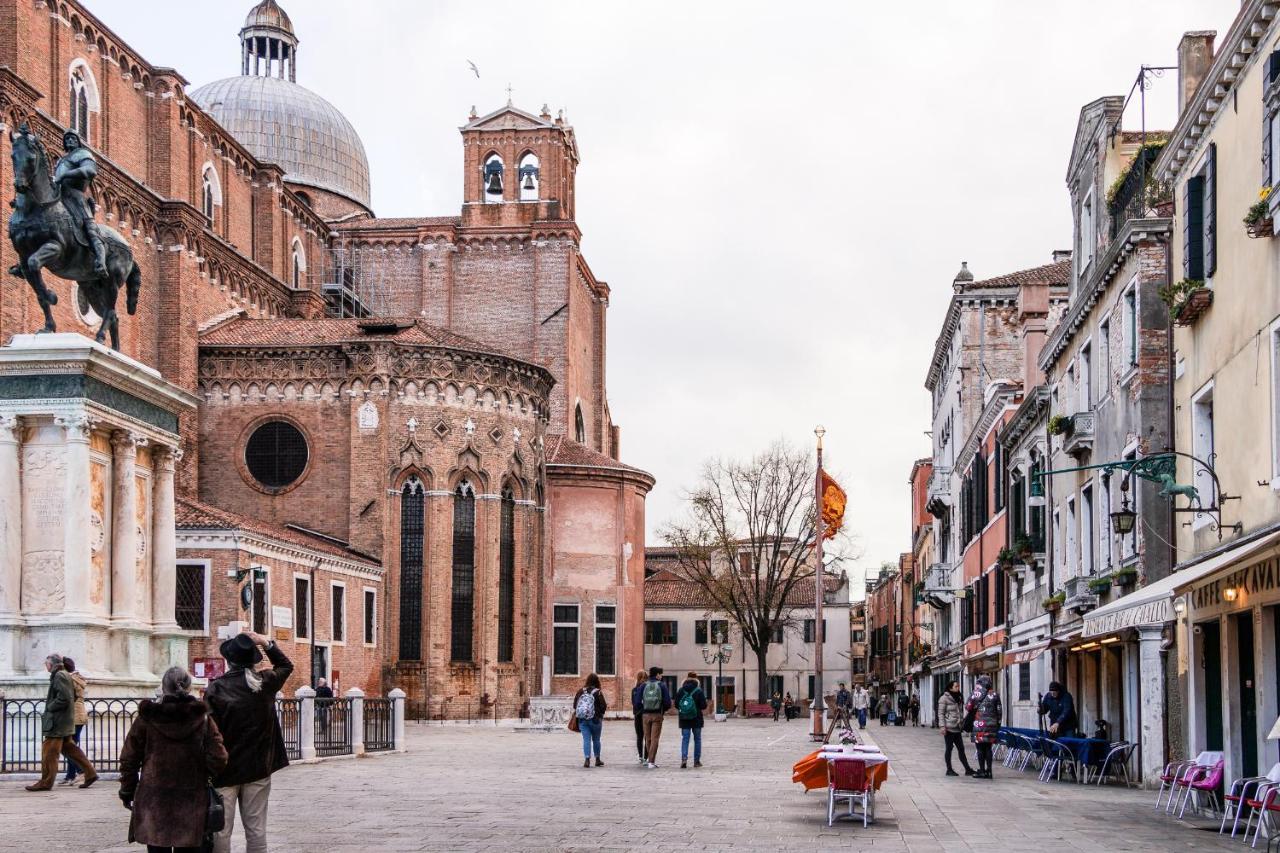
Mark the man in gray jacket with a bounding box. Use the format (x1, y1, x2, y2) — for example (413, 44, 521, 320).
(25, 653, 97, 791)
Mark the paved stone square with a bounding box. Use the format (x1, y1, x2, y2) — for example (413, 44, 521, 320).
(0, 718, 1245, 851)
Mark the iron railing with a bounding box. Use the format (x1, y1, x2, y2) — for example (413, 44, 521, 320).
(1, 698, 140, 773)
(313, 698, 352, 757)
(276, 698, 303, 762)
(1108, 142, 1167, 238)
(364, 698, 394, 751)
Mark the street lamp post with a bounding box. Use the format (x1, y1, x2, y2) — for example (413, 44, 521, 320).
(701, 631, 733, 719)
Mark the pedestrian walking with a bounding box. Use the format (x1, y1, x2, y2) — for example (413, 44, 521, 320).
(909, 694, 920, 726)
(314, 676, 333, 734)
(118, 666, 228, 853)
(676, 672, 707, 769)
(573, 672, 607, 767)
(639, 666, 672, 768)
(834, 682, 853, 727)
(783, 692, 795, 721)
(1038, 681, 1078, 738)
(897, 692, 909, 725)
(770, 691, 782, 722)
(631, 671, 648, 764)
(852, 685, 869, 729)
(878, 695, 889, 726)
(204, 631, 294, 853)
(61, 657, 88, 785)
(937, 680, 975, 777)
(966, 674, 1003, 779)
(25, 653, 97, 791)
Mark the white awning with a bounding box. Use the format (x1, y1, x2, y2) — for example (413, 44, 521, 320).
(1083, 529, 1280, 638)
(1003, 641, 1050, 667)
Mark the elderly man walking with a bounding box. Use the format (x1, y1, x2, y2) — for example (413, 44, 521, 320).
(25, 653, 97, 791)
(205, 631, 294, 853)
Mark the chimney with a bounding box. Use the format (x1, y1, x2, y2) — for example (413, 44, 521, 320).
(1052, 249, 1073, 264)
(1177, 31, 1216, 116)
(1018, 276, 1051, 390)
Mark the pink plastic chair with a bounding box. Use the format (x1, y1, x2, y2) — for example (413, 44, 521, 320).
(1164, 751, 1222, 814)
(1177, 759, 1224, 818)
(827, 758, 873, 828)
(1221, 763, 1280, 838)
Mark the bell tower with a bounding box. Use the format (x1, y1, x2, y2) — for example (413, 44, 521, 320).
(460, 101, 579, 221)
(241, 0, 298, 81)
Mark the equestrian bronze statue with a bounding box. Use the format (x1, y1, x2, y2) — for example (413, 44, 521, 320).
(7, 125, 140, 350)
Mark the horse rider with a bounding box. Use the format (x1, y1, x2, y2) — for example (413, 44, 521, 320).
(54, 129, 107, 279)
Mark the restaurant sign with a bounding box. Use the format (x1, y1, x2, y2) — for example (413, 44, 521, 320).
(1190, 557, 1280, 611)
(1083, 596, 1174, 637)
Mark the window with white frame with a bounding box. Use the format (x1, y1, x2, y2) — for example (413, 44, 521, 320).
(1098, 317, 1111, 399)
(175, 562, 208, 631)
(1123, 282, 1138, 369)
(294, 575, 312, 640)
(1066, 497, 1078, 577)
(69, 63, 96, 141)
(518, 151, 540, 201)
(1120, 449, 1139, 561)
(1053, 508, 1063, 570)
(1100, 475, 1113, 569)
(1078, 188, 1096, 274)
(1079, 341, 1092, 410)
(330, 582, 345, 644)
(1080, 483, 1094, 576)
(1192, 383, 1216, 518)
(1272, 322, 1280, 481)
(553, 604, 579, 675)
(363, 588, 376, 646)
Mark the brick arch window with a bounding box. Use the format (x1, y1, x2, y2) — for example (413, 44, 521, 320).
(200, 163, 222, 223)
(518, 151, 540, 201)
(574, 402, 586, 444)
(483, 152, 504, 203)
(497, 486, 516, 662)
(450, 480, 477, 662)
(398, 477, 425, 661)
(68, 61, 98, 142)
(291, 238, 306, 289)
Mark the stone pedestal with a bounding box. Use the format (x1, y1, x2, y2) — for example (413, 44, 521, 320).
(525, 694, 572, 731)
(0, 333, 198, 697)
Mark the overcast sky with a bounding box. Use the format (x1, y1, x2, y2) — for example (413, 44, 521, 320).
(93, 0, 1236, 595)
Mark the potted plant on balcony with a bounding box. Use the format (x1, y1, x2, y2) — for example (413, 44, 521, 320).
(1113, 566, 1138, 587)
(1047, 414, 1074, 437)
(1014, 535, 1035, 561)
(1148, 178, 1174, 217)
(997, 547, 1019, 571)
(1245, 186, 1274, 238)
(1087, 575, 1112, 596)
(1042, 591, 1065, 613)
(1159, 278, 1212, 326)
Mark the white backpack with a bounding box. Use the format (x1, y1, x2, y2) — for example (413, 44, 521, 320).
(575, 688, 597, 720)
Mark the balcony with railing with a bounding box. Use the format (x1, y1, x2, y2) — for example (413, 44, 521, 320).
(926, 466, 952, 512)
(1062, 412, 1095, 458)
(1107, 141, 1168, 239)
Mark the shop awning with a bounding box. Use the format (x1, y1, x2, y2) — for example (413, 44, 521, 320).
(1083, 529, 1280, 638)
(1003, 641, 1050, 667)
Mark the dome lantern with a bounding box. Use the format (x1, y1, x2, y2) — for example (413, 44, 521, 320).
(241, 0, 298, 82)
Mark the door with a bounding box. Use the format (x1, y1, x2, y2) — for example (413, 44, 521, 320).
(252, 575, 268, 635)
(717, 676, 735, 714)
(311, 644, 330, 688)
(1235, 613, 1258, 777)
(1202, 620, 1224, 752)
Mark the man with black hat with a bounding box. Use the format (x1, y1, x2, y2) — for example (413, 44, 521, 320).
(205, 631, 293, 853)
(1038, 681, 1078, 738)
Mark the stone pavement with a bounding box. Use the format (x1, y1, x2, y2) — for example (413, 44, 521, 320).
(0, 717, 1245, 851)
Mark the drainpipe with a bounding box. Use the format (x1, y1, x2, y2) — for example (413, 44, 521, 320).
(1045, 413, 1057, 682)
(1165, 242, 1178, 574)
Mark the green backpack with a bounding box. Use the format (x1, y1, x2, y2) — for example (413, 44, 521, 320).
(677, 688, 699, 720)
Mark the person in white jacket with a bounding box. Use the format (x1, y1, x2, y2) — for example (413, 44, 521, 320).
(851, 685, 870, 729)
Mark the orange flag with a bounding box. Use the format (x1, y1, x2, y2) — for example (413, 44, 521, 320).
(820, 470, 846, 539)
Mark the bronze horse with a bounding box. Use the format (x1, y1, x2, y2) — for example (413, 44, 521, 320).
(7, 125, 140, 350)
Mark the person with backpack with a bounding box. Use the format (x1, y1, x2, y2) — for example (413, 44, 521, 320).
(572, 673, 607, 768)
(966, 674, 1003, 779)
(640, 666, 672, 768)
(675, 672, 707, 769)
(631, 671, 648, 765)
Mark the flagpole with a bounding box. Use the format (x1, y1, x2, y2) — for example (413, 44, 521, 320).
(813, 425, 826, 741)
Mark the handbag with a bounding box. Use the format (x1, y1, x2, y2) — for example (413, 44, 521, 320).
(961, 708, 976, 733)
(567, 714, 580, 732)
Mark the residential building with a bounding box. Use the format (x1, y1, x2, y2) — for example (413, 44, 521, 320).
(850, 601, 869, 686)
(906, 459, 938, 723)
(865, 564, 900, 707)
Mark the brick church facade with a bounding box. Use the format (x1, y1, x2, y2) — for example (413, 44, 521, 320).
(0, 0, 652, 716)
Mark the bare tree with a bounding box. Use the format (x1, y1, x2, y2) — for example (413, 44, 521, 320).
(661, 440, 854, 703)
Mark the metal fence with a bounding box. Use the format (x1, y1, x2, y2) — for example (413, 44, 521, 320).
(313, 698, 352, 757)
(1, 698, 140, 773)
(364, 698, 393, 752)
(276, 698, 303, 762)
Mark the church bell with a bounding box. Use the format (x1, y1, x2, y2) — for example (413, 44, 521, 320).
(522, 173, 535, 191)
(486, 173, 503, 195)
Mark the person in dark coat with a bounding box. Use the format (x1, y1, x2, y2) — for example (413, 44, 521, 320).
(25, 653, 96, 791)
(676, 673, 708, 769)
(770, 691, 782, 722)
(118, 666, 228, 853)
(204, 632, 293, 853)
(966, 674, 1003, 779)
(631, 671, 648, 764)
(1038, 681, 1078, 738)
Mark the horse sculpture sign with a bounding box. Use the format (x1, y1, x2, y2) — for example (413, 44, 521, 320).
(7, 124, 140, 351)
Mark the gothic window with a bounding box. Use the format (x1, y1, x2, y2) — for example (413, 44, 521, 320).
(450, 480, 477, 662)
(202, 173, 215, 220)
(575, 403, 586, 444)
(69, 65, 92, 140)
(398, 478, 425, 660)
(291, 239, 306, 289)
(200, 164, 222, 222)
(518, 151, 540, 201)
(483, 153, 504, 203)
(497, 487, 516, 663)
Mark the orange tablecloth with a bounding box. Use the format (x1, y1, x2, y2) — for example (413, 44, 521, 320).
(791, 750, 889, 791)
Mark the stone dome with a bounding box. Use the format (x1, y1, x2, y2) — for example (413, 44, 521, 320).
(190, 75, 372, 211)
(244, 0, 293, 34)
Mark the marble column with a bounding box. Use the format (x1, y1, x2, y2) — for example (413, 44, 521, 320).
(56, 413, 94, 617)
(0, 415, 21, 676)
(151, 446, 181, 633)
(110, 430, 140, 623)
(1138, 625, 1166, 788)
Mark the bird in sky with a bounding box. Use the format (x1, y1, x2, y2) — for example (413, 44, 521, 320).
(467, 60, 480, 78)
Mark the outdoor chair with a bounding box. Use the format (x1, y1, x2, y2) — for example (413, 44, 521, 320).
(1221, 763, 1280, 838)
(1000, 731, 1024, 768)
(1165, 751, 1224, 815)
(1011, 734, 1039, 772)
(1244, 783, 1280, 849)
(1038, 739, 1080, 783)
(827, 758, 873, 828)
(1087, 741, 1136, 787)
(1177, 758, 1225, 819)
(1157, 758, 1199, 810)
